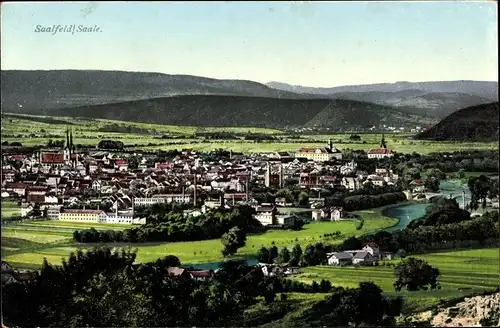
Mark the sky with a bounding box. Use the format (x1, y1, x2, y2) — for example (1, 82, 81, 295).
(1, 1, 498, 87)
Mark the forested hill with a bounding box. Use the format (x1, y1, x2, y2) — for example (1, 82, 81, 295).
(414, 102, 499, 141)
(31, 95, 435, 129)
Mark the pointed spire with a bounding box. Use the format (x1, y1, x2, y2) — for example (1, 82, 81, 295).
(65, 126, 70, 148)
(380, 134, 387, 149)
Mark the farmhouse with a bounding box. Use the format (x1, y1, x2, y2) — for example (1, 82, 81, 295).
(352, 251, 376, 265)
(254, 205, 278, 225)
(327, 252, 353, 265)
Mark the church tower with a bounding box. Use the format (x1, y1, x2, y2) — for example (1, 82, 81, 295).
(69, 128, 75, 167)
(63, 127, 71, 163)
(380, 134, 387, 149)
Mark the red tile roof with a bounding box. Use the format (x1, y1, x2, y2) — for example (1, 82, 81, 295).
(367, 148, 393, 155)
(224, 193, 247, 199)
(5, 182, 26, 189)
(8, 155, 25, 160)
(114, 159, 128, 166)
(188, 270, 212, 278)
(27, 194, 45, 202)
(41, 153, 65, 164)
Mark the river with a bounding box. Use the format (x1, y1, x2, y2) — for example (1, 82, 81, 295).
(184, 180, 471, 270)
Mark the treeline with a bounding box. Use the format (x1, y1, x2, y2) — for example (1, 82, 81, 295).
(195, 132, 240, 140)
(98, 123, 152, 135)
(284, 210, 499, 268)
(97, 139, 125, 150)
(343, 192, 407, 211)
(73, 205, 264, 243)
(2, 113, 73, 125)
(1, 247, 404, 328)
(407, 197, 472, 229)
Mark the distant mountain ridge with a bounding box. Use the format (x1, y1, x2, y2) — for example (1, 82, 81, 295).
(266, 80, 498, 99)
(415, 102, 499, 141)
(267, 80, 498, 118)
(0, 70, 318, 112)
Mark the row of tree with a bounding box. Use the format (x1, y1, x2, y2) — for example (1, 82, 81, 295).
(285, 209, 499, 269)
(257, 244, 303, 266)
(73, 205, 263, 244)
(2, 247, 410, 328)
(343, 192, 407, 211)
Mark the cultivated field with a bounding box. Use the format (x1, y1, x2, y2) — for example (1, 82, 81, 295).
(1, 200, 21, 221)
(2, 115, 498, 154)
(292, 248, 500, 313)
(1, 212, 397, 269)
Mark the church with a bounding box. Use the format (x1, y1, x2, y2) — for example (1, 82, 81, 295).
(38, 127, 78, 168)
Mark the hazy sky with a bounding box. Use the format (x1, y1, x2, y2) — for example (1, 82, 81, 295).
(1, 1, 497, 87)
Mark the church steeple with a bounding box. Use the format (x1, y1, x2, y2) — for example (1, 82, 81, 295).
(380, 134, 387, 149)
(65, 126, 70, 149)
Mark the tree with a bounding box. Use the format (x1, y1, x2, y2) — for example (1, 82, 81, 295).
(289, 244, 302, 266)
(298, 191, 309, 206)
(269, 245, 279, 261)
(257, 247, 271, 263)
(423, 176, 440, 193)
(276, 247, 291, 264)
(468, 175, 491, 210)
(221, 226, 247, 257)
(299, 282, 403, 327)
(156, 255, 181, 268)
(393, 258, 441, 292)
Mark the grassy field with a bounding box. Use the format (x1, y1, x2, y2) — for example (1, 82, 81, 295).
(1, 200, 21, 221)
(291, 248, 500, 313)
(2, 115, 498, 154)
(1, 210, 397, 269)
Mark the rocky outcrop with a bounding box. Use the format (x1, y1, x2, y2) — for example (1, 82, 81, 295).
(415, 292, 500, 327)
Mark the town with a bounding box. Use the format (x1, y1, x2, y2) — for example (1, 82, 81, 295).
(1, 130, 406, 227)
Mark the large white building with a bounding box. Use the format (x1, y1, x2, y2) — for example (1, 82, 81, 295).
(58, 209, 145, 225)
(295, 140, 342, 162)
(133, 194, 193, 207)
(58, 209, 108, 222)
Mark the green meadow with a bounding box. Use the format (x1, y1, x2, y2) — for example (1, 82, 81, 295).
(292, 248, 500, 313)
(2, 115, 498, 154)
(1, 209, 397, 269)
(1, 200, 21, 221)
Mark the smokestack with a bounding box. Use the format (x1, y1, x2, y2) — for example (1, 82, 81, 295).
(193, 174, 197, 207)
(279, 163, 283, 188)
(246, 178, 249, 201)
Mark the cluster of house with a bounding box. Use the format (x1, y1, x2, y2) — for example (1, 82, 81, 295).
(1, 135, 401, 226)
(326, 242, 392, 266)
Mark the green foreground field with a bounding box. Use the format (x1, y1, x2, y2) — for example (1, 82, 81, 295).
(2, 115, 498, 154)
(1, 207, 397, 269)
(1, 200, 21, 221)
(252, 248, 500, 326)
(292, 248, 500, 313)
